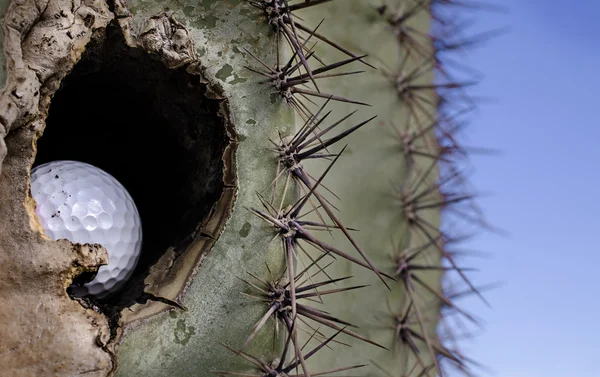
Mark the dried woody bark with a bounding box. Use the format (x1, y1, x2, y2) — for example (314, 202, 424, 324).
(0, 1, 112, 376)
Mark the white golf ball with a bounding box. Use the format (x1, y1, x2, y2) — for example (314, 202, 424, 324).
(30, 160, 142, 298)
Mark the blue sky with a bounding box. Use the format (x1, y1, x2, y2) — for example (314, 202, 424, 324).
(451, 1, 600, 376)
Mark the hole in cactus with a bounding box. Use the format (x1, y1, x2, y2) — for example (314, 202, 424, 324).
(32, 23, 235, 316)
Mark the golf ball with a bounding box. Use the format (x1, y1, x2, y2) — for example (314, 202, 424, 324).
(30, 160, 142, 298)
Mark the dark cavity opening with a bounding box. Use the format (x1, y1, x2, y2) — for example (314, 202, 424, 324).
(34, 23, 229, 311)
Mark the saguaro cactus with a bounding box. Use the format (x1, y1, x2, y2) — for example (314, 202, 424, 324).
(0, 0, 498, 376)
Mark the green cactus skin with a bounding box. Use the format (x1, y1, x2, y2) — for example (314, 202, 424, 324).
(286, 0, 493, 374)
(290, 1, 445, 375)
(0, 0, 495, 376)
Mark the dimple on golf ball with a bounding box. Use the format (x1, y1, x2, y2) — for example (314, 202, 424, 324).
(30, 160, 142, 298)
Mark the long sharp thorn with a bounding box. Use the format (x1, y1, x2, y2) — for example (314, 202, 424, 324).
(298, 116, 377, 159)
(287, 0, 334, 12)
(289, 145, 346, 219)
(293, 22, 376, 69)
(292, 87, 371, 107)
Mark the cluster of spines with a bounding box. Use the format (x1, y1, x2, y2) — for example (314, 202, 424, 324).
(220, 1, 502, 376)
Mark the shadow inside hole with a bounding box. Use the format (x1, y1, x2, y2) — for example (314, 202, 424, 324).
(34, 23, 228, 309)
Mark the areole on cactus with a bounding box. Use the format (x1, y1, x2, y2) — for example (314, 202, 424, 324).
(0, 0, 500, 376)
